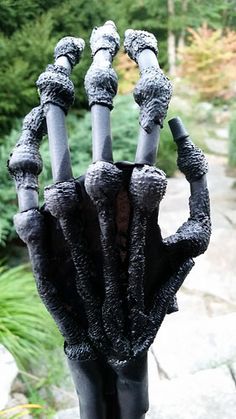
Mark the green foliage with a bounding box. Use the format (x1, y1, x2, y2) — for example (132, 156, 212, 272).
(0, 0, 109, 135)
(0, 126, 20, 246)
(0, 13, 57, 134)
(0, 263, 61, 368)
(1, 0, 236, 136)
(182, 0, 236, 31)
(229, 112, 236, 167)
(0, 0, 173, 136)
(0, 0, 59, 35)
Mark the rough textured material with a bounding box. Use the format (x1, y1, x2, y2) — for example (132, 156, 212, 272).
(169, 117, 208, 182)
(37, 64, 74, 113)
(85, 162, 128, 357)
(129, 166, 167, 212)
(37, 36, 85, 113)
(44, 179, 109, 356)
(11, 154, 209, 364)
(84, 22, 119, 109)
(8, 106, 44, 193)
(164, 188, 211, 258)
(125, 30, 172, 132)
(54, 37, 85, 68)
(176, 137, 208, 182)
(164, 118, 211, 260)
(128, 166, 167, 348)
(14, 207, 95, 361)
(84, 66, 118, 109)
(134, 67, 172, 132)
(89, 21, 120, 58)
(124, 30, 158, 62)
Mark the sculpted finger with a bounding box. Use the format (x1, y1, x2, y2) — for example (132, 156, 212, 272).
(164, 117, 211, 258)
(37, 36, 85, 182)
(84, 21, 120, 163)
(8, 106, 45, 212)
(124, 29, 172, 165)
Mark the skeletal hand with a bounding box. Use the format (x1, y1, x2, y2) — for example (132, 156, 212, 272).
(8, 22, 211, 367)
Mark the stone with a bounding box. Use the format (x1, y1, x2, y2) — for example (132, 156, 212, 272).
(152, 313, 236, 378)
(215, 127, 228, 139)
(11, 378, 27, 394)
(0, 345, 18, 410)
(169, 96, 192, 117)
(174, 289, 209, 319)
(5, 393, 32, 419)
(54, 407, 80, 419)
(184, 229, 236, 303)
(229, 361, 236, 383)
(194, 101, 214, 122)
(51, 385, 78, 410)
(205, 138, 228, 155)
(147, 365, 236, 419)
(205, 297, 236, 317)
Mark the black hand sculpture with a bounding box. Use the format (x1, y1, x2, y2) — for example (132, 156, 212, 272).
(8, 21, 211, 419)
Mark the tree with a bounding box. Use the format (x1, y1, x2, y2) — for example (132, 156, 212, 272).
(167, 0, 176, 76)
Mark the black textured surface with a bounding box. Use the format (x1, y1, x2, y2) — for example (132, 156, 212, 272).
(124, 30, 172, 133)
(163, 188, 211, 258)
(134, 67, 172, 132)
(90, 21, 120, 58)
(54, 36, 85, 67)
(8, 106, 45, 193)
(14, 207, 95, 361)
(84, 22, 119, 109)
(37, 36, 84, 116)
(169, 117, 208, 182)
(124, 29, 158, 62)
(36, 64, 74, 113)
(12, 160, 210, 364)
(85, 162, 128, 357)
(85, 66, 118, 109)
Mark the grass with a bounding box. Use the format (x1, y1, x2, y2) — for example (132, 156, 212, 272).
(0, 263, 66, 417)
(0, 263, 61, 369)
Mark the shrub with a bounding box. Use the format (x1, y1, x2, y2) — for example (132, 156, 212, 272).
(0, 126, 20, 247)
(115, 51, 139, 94)
(0, 13, 57, 135)
(178, 24, 236, 101)
(0, 0, 111, 136)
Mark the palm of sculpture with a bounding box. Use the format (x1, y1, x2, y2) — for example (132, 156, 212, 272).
(8, 21, 211, 419)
